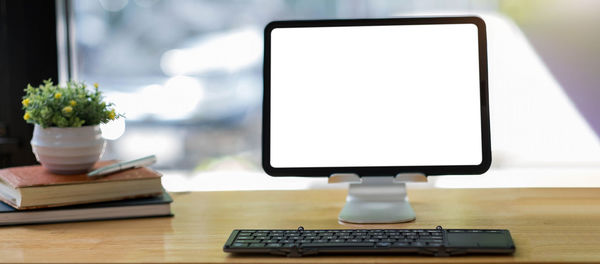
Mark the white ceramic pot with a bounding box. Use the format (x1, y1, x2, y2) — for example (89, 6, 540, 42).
(31, 125, 106, 174)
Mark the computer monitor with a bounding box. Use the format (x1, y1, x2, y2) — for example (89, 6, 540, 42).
(263, 17, 490, 223)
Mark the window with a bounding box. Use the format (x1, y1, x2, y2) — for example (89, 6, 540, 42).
(72, 1, 498, 170)
(68, 0, 600, 190)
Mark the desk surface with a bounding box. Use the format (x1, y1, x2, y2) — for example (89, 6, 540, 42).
(1, 188, 600, 263)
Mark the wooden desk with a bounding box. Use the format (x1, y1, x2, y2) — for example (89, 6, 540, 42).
(1, 188, 600, 263)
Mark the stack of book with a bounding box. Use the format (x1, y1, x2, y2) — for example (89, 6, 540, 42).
(0, 161, 172, 226)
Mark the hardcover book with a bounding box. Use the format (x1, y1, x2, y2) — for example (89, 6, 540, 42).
(0, 161, 163, 209)
(0, 190, 172, 226)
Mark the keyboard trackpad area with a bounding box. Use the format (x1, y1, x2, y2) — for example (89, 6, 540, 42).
(446, 230, 512, 248)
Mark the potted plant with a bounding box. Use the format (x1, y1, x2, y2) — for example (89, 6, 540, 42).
(22, 79, 122, 174)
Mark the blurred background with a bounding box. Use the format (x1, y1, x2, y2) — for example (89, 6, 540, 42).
(67, 0, 600, 190)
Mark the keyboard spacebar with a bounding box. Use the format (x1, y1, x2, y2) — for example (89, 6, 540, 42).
(302, 243, 374, 248)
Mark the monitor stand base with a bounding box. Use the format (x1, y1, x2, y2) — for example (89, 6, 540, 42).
(329, 174, 427, 224)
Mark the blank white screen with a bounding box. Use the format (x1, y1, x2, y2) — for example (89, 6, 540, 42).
(270, 24, 482, 167)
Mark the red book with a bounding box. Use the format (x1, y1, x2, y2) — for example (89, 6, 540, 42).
(0, 161, 163, 210)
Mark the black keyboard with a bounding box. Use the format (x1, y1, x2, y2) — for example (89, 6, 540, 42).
(223, 226, 515, 257)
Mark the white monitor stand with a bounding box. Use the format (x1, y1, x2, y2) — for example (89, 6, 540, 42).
(329, 173, 427, 224)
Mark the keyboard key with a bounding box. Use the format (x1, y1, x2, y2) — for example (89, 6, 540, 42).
(249, 243, 265, 247)
(266, 243, 282, 248)
(232, 242, 248, 247)
(238, 239, 260, 243)
(302, 243, 374, 248)
(376, 242, 391, 247)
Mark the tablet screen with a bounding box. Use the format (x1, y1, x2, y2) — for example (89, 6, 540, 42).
(268, 21, 484, 169)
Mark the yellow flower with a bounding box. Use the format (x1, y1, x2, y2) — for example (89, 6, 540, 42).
(54, 92, 62, 99)
(108, 109, 116, 120)
(23, 112, 31, 120)
(69, 100, 77, 106)
(62, 106, 73, 114)
(22, 98, 30, 107)
(94, 83, 99, 89)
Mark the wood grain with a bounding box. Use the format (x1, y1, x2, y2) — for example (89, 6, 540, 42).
(1, 188, 600, 263)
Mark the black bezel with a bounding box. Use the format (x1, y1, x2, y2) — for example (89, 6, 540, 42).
(262, 16, 491, 177)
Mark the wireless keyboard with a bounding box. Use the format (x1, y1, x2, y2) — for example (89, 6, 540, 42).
(223, 226, 515, 257)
